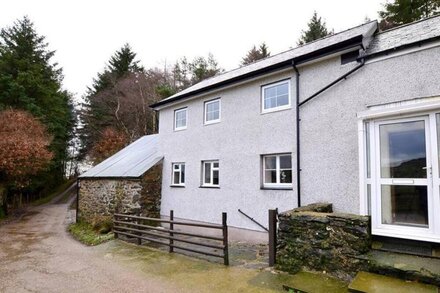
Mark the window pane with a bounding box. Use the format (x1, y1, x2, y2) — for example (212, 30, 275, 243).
(213, 170, 219, 185)
(175, 109, 187, 128)
(265, 170, 277, 183)
(174, 164, 179, 170)
(173, 171, 180, 185)
(264, 96, 275, 109)
(204, 163, 211, 184)
(379, 121, 426, 178)
(277, 83, 288, 95)
(264, 87, 277, 98)
(381, 185, 428, 227)
(213, 162, 219, 168)
(280, 170, 292, 183)
(276, 94, 289, 107)
(181, 164, 185, 183)
(265, 157, 276, 169)
(279, 155, 292, 169)
(206, 101, 220, 121)
(207, 101, 219, 112)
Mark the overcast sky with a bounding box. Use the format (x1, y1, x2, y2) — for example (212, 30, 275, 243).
(1, 0, 384, 98)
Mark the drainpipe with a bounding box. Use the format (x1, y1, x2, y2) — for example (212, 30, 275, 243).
(292, 61, 301, 208)
(292, 53, 366, 208)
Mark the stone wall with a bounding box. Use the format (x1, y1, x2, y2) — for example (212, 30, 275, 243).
(78, 161, 162, 225)
(277, 203, 371, 280)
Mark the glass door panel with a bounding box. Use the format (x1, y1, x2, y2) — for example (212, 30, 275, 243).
(381, 185, 428, 227)
(379, 121, 427, 179)
(376, 117, 431, 231)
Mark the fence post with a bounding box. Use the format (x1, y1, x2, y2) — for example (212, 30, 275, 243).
(268, 209, 277, 266)
(137, 212, 142, 245)
(169, 210, 174, 253)
(222, 212, 229, 266)
(113, 215, 118, 239)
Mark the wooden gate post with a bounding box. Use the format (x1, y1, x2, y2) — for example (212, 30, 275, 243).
(222, 212, 229, 266)
(169, 210, 174, 253)
(268, 209, 277, 267)
(137, 212, 142, 245)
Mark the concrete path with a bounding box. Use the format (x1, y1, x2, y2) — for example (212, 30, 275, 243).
(0, 202, 180, 293)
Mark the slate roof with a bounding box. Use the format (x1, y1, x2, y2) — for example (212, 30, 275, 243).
(79, 134, 162, 178)
(367, 15, 440, 55)
(151, 20, 378, 108)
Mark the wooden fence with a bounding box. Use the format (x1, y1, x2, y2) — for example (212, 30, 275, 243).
(113, 210, 229, 265)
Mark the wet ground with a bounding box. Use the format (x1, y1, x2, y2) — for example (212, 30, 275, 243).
(0, 196, 348, 292)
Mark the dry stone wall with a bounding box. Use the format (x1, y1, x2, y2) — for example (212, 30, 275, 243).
(78, 161, 162, 224)
(277, 203, 371, 280)
(79, 179, 142, 222)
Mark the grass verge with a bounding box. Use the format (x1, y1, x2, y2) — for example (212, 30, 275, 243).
(68, 221, 114, 246)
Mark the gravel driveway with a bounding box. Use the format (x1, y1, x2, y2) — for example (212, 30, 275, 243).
(0, 202, 180, 293)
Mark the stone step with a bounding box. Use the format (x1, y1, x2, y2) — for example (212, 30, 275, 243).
(348, 271, 438, 293)
(367, 250, 440, 286)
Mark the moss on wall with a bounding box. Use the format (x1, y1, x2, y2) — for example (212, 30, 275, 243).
(78, 161, 163, 225)
(276, 203, 371, 280)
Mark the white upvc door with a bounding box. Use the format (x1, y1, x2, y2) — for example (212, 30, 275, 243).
(370, 114, 440, 242)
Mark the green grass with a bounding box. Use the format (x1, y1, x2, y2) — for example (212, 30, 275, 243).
(33, 179, 75, 206)
(68, 221, 114, 246)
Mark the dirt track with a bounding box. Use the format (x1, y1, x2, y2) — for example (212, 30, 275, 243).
(0, 202, 180, 293)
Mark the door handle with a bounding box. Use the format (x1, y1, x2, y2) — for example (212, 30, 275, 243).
(422, 166, 432, 175)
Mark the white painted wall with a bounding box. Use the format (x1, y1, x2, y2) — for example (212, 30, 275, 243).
(158, 71, 297, 231)
(299, 45, 440, 214)
(157, 43, 440, 231)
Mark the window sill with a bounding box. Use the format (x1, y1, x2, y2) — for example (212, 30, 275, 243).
(199, 185, 220, 189)
(204, 120, 221, 126)
(261, 186, 293, 190)
(174, 127, 187, 132)
(261, 106, 292, 115)
(170, 185, 185, 188)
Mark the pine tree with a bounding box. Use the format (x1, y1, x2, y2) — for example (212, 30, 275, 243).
(80, 44, 145, 158)
(379, 0, 440, 30)
(297, 12, 333, 45)
(172, 54, 223, 90)
(241, 43, 271, 66)
(0, 17, 73, 189)
(87, 43, 143, 95)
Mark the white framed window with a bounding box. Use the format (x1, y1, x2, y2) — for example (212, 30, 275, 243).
(263, 154, 292, 188)
(172, 163, 185, 186)
(204, 98, 221, 124)
(261, 80, 291, 113)
(202, 160, 219, 187)
(174, 108, 187, 131)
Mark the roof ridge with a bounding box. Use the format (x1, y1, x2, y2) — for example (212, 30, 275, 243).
(376, 14, 440, 35)
(195, 20, 379, 85)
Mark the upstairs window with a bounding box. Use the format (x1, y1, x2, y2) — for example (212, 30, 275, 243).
(204, 99, 221, 124)
(261, 80, 291, 113)
(174, 108, 187, 131)
(202, 160, 219, 187)
(172, 163, 185, 186)
(263, 154, 292, 188)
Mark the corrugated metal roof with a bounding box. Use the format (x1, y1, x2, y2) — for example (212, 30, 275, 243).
(151, 20, 378, 108)
(367, 15, 440, 55)
(79, 134, 162, 178)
